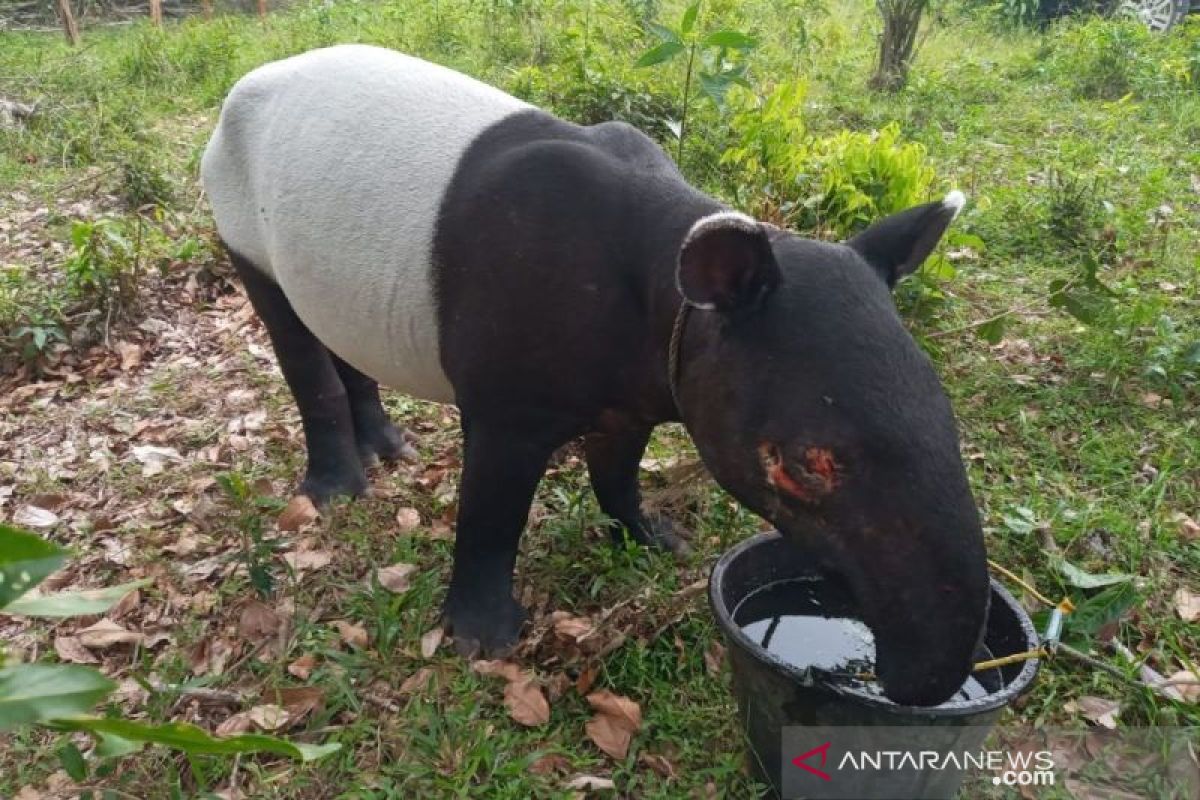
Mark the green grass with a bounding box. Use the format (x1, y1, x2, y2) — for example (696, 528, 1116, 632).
(1, 1, 1198, 798)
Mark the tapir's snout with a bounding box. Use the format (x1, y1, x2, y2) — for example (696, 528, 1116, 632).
(800, 474, 991, 706)
(863, 545, 989, 706)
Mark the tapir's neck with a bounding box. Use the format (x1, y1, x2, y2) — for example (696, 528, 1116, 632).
(638, 187, 726, 424)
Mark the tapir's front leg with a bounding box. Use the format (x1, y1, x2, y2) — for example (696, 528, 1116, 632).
(584, 428, 690, 556)
(442, 417, 556, 658)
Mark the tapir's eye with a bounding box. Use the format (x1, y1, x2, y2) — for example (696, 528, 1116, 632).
(757, 441, 841, 504)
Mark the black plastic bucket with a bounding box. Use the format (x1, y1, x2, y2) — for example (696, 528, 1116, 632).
(709, 531, 1040, 799)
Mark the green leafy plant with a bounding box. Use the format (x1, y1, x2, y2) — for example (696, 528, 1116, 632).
(1038, 17, 1197, 100)
(216, 471, 285, 598)
(10, 320, 67, 366)
(802, 122, 936, 237)
(119, 146, 174, 209)
(719, 80, 811, 223)
(722, 83, 935, 238)
(634, 0, 757, 160)
(0, 524, 338, 763)
(62, 218, 138, 314)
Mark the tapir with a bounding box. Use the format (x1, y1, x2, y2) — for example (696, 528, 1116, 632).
(202, 44, 988, 706)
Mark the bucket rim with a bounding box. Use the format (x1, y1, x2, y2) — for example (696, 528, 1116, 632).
(708, 530, 1040, 717)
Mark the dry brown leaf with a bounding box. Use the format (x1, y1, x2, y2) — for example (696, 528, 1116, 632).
(288, 653, 318, 680)
(115, 341, 142, 370)
(238, 599, 282, 640)
(553, 614, 593, 641)
(529, 753, 572, 776)
(376, 562, 417, 593)
(420, 627, 444, 659)
(109, 587, 141, 620)
(399, 666, 435, 694)
(283, 549, 332, 573)
(639, 752, 677, 779)
(277, 495, 319, 532)
(1173, 587, 1200, 622)
(504, 678, 551, 727)
(334, 620, 369, 649)
(130, 445, 183, 477)
(13, 504, 59, 529)
(1166, 670, 1199, 703)
(77, 619, 143, 649)
(395, 507, 422, 531)
(1178, 515, 1200, 541)
(587, 690, 642, 730)
(112, 678, 149, 708)
(54, 635, 99, 664)
(585, 690, 642, 760)
(247, 704, 290, 731)
(1067, 696, 1121, 729)
(472, 659, 523, 683)
(565, 775, 615, 791)
(215, 711, 252, 736)
(191, 637, 238, 677)
(271, 686, 324, 722)
(575, 665, 598, 696)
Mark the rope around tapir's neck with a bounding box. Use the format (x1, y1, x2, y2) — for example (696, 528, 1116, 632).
(667, 300, 692, 418)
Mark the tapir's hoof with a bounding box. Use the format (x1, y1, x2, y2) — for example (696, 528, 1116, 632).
(300, 468, 369, 506)
(642, 512, 692, 558)
(442, 597, 527, 659)
(358, 424, 420, 467)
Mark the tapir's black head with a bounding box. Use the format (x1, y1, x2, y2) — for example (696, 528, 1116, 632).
(677, 194, 989, 706)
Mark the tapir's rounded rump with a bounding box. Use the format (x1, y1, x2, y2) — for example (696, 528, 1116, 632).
(709, 531, 1039, 796)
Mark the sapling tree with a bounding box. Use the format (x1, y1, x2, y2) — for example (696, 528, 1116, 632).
(634, 0, 757, 162)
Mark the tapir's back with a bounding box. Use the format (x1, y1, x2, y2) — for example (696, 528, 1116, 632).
(201, 45, 530, 402)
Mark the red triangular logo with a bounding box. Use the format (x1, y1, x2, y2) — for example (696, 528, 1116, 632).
(791, 741, 833, 781)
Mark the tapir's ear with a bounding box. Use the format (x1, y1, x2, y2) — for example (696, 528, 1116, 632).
(847, 191, 966, 288)
(677, 211, 780, 311)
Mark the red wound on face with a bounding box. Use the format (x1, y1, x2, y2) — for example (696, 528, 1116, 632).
(758, 442, 840, 502)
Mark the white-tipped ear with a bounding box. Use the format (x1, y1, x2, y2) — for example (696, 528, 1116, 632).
(677, 211, 779, 311)
(847, 196, 965, 288)
(943, 190, 966, 218)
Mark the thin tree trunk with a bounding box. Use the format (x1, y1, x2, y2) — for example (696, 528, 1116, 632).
(56, 0, 80, 45)
(870, 0, 926, 91)
(258, 0, 268, 20)
(201, 0, 213, 19)
(149, 0, 163, 27)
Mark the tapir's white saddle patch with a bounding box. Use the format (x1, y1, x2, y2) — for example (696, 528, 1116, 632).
(201, 45, 530, 402)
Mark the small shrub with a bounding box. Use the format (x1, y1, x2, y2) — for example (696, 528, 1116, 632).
(722, 82, 935, 237)
(119, 147, 174, 209)
(511, 61, 677, 136)
(1041, 17, 1200, 99)
(803, 123, 935, 236)
(62, 218, 139, 314)
(1044, 168, 1103, 250)
(720, 81, 811, 222)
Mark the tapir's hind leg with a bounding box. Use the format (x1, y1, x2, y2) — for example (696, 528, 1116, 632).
(328, 354, 419, 466)
(229, 250, 368, 504)
(584, 427, 691, 556)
